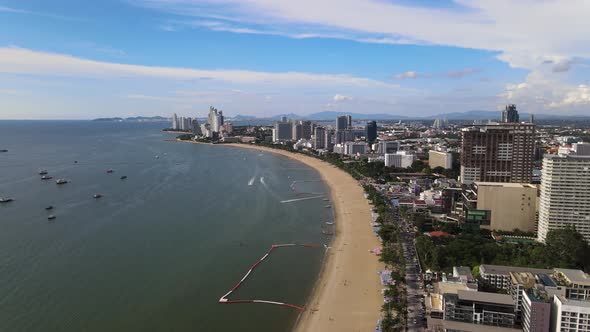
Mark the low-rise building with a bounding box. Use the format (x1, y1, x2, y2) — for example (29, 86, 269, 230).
(429, 150, 453, 169)
(479, 265, 552, 290)
(384, 151, 416, 168)
(443, 290, 516, 328)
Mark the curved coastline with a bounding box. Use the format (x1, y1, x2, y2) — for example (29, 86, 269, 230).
(216, 143, 383, 332)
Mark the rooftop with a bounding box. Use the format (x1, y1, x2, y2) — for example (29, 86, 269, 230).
(457, 290, 515, 306)
(475, 182, 536, 189)
(555, 295, 590, 308)
(479, 264, 552, 276)
(554, 268, 590, 286)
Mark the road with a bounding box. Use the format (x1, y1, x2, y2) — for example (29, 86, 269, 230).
(395, 205, 427, 331)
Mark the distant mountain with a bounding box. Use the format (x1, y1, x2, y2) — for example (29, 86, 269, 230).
(230, 114, 258, 120)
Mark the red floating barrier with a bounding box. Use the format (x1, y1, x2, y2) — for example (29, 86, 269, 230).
(218, 244, 321, 311)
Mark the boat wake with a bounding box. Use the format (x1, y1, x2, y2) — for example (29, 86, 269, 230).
(280, 195, 324, 204)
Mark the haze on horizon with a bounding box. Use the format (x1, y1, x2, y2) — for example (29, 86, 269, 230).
(1, 0, 589, 120)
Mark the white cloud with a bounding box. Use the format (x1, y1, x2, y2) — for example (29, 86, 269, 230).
(393, 69, 480, 79)
(132, 0, 590, 68)
(393, 71, 420, 80)
(0, 47, 398, 89)
(333, 94, 352, 102)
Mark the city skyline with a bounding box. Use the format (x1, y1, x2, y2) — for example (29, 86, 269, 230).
(1, 0, 590, 119)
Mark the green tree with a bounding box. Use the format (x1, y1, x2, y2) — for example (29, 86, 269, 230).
(543, 226, 590, 271)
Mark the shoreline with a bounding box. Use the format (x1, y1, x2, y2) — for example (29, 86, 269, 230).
(187, 141, 383, 331)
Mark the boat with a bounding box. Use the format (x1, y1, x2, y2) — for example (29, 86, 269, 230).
(0, 197, 14, 203)
(120, 175, 127, 180)
(155, 155, 160, 159)
(39, 170, 48, 175)
(322, 198, 330, 201)
(56, 179, 68, 185)
(74, 160, 78, 164)
(106, 169, 114, 173)
(45, 206, 53, 210)
(93, 194, 103, 199)
(47, 215, 56, 220)
(0, 149, 7, 153)
(325, 222, 334, 225)
(325, 205, 332, 208)
(41, 175, 53, 180)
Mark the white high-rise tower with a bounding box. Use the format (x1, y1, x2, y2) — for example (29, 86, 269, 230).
(538, 145, 590, 243)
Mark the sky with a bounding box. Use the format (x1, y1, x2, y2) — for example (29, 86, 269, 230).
(0, 0, 589, 119)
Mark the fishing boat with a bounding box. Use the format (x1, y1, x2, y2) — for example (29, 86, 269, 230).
(41, 175, 53, 180)
(93, 194, 103, 199)
(56, 179, 68, 185)
(45, 206, 53, 210)
(120, 175, 127, 180)
(39, 170, 48, 175)
(0, 197, 14, 203)
(47, 215, 56, 220)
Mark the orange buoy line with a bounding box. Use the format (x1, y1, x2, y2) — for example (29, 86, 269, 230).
(219, 243, 321, 311)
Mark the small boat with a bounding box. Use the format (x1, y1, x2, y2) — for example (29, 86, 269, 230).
(93, 194, 103, 199)
(39, 170, 48, 175)
(106, 169, 114, 173)
(325, 222, 334, 225)
(322, 198, 330, 201)
(74, 160, 78, 163)
(56, 179, 68, 185)
(45, 206, 54, 210)
(41, 175, 53, 180)
(120, 175, 127, 180)
(0, 197, 14, 203)
(0, 149, 7, 153)
(325, 205, 332, 208)
(47, 215, 56, 220)
(155, 155, 160, 159)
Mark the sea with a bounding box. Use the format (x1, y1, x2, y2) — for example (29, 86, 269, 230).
(0, 121, 332, 332)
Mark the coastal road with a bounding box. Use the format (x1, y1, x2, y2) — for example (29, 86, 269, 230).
(395, 208, 426, 331)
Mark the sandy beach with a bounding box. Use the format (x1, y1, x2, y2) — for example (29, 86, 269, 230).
(219, 143, 383, 332)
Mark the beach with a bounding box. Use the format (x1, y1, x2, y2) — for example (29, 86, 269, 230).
(222, 143, 383, 332)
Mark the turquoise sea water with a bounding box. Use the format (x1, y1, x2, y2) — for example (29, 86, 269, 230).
(0, 121, 331, 332)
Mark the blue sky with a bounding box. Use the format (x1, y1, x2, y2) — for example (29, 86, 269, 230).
(0, 0, 589, 119)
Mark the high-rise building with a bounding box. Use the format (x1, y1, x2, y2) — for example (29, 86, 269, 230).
(365, 121, 377, 142)
(313, 126, 326, 150)
(191, 119, 201, 135)
(207, 106, 224, 133)
(537, 151, 590, 244)
(301, 120, 313, 139)
(502, 104, 520, 123)
(343, 142, 368, 156)
(376, 140, 399, 154)
(325, 129, 335, 151)
(172, 113, 179, 130)
(273, 119, 293, 142)
(336, 115, 350, 131)
(292, 122, 303, 141)
(460, 123, 535, 184)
